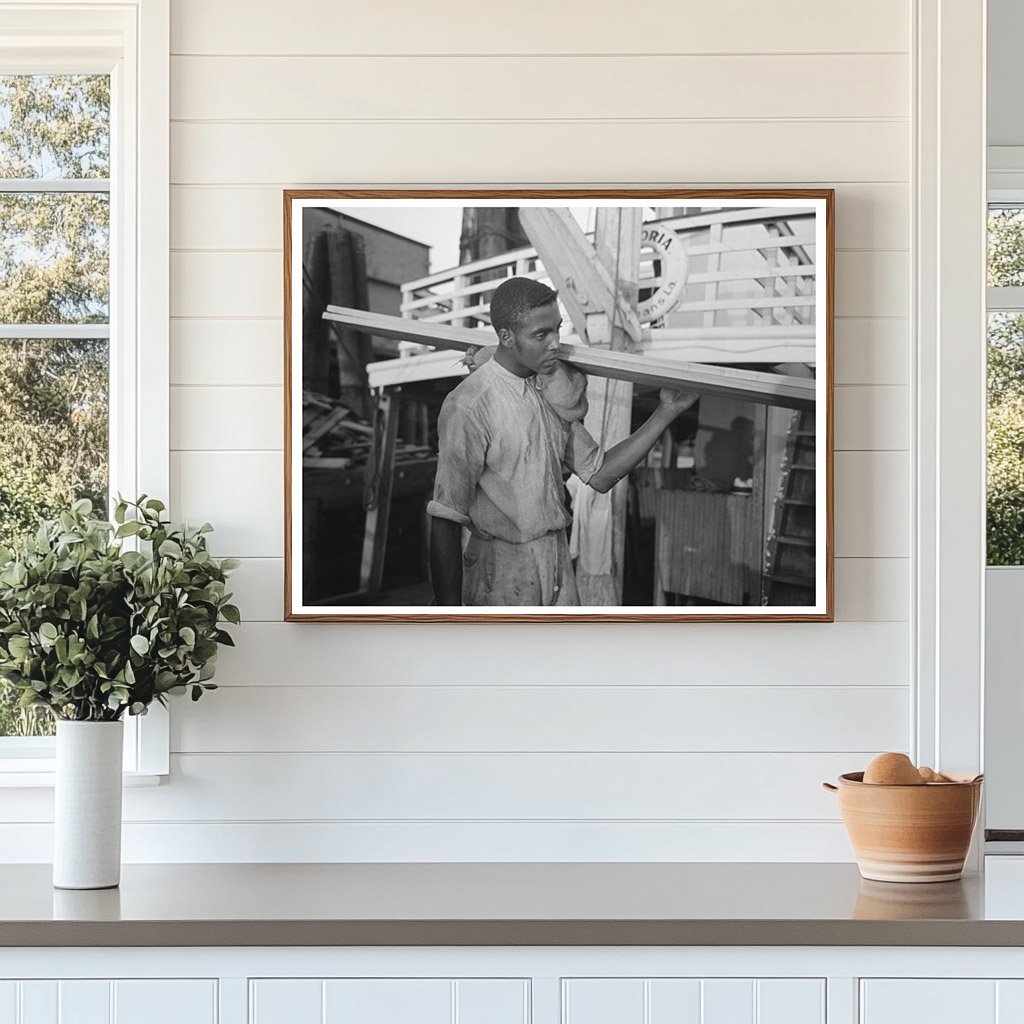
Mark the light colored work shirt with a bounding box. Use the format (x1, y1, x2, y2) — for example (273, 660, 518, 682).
(427, 358, 603, 544)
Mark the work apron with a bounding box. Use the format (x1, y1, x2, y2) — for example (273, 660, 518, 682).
(462, 530, 580, 607)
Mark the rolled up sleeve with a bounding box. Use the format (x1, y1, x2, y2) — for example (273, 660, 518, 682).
(563, 421, 603, 485)
(427, 397, 487, 527)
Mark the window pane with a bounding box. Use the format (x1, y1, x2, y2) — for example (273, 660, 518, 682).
(0, 75, 109, 179)
(0, 338, 108, 738)
(0, 192, 109, 323)
(988, 312, 1024, 565)
(988, 207, 1024, 287)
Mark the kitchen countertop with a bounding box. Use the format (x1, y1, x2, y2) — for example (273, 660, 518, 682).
(7, 860, 1024, 947)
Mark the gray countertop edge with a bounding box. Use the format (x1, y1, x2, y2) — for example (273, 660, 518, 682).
(5, 919, 1024, 948)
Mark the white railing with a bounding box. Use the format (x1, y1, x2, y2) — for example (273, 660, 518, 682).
(399, 209, 817, 364)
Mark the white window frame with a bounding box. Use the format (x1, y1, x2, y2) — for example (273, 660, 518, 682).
(982, 173, 1024, 839)
(914, 0, 987, 871)
(0, 0, 169, 785)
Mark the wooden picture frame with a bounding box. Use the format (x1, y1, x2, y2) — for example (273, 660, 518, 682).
(284, 189, 834, 622)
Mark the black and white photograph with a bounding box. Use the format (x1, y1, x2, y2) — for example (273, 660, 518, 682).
(285, 192, 833, 621)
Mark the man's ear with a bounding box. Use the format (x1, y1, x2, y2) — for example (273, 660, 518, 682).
(496, 327, 513, 349)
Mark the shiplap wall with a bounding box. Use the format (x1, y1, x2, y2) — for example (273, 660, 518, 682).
(17, 0, 917, 861)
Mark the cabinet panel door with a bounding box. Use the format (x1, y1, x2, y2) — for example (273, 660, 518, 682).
(251, 979, 528, 1024)
(564, 979, 825, 1024)
(861, 980, 997, 1024)
(455, 980, 529, 1024)
(18, 983, 56, 1024)
(701, 980, 754, 1024)
(114, 981, 217, 1024)
(998, 980, 1024, 1022)
(563, 980, 645, 1024)
(323, 980, 452, 1024)
(648, 980, 701, 1023)
(250, 979, 323, 1024)
(57, 982, 110, 1024)
(0, 981, 216, 1024)
(0, 983, 16, 1024)
(756, 979, 826, 1024)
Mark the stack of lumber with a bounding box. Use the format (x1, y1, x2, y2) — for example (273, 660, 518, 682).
(302, 391, 432, 473)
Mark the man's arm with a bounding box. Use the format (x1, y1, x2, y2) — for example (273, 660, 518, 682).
(587, 389, 698, 494)
(429, 518, 464, 606)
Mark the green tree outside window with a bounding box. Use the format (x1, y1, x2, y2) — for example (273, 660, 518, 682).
(988, 209, 1024, 566)
(0, 75, 110, 736)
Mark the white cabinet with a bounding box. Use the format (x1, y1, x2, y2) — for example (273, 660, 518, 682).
(250, 978, 529, 1024)
(562, 978, 825, 1024)
(861, 979, 1024, 1024)
(10, 949, 1024, 1024)
(0, 980, 216, 1024)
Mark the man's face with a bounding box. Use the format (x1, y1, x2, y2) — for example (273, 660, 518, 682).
(500, 302, 562, 376)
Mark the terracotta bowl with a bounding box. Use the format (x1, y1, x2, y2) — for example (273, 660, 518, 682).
(822, 771, 983, 883)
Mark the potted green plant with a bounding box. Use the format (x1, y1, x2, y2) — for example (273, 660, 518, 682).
(0, 496, 239, 889)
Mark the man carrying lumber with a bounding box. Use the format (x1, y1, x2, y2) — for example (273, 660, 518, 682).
(428, 277, 697, 606)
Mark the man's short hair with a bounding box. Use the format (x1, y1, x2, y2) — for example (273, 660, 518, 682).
(489, 277, 559, 335)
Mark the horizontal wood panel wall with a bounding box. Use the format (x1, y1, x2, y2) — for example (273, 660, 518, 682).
(0, 0, 916, 863)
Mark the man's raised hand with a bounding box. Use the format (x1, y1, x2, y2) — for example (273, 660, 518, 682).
(658, 388, 700, 417)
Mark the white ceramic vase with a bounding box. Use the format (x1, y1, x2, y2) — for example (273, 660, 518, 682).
(53, 719, 124, 889)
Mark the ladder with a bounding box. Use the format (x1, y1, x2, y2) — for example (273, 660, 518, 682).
(762, 408, 817, 605)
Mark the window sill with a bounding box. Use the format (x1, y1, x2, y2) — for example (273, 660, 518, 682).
(0, 771, 164, 788)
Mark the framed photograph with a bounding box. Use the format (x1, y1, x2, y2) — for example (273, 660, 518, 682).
(284, 190, 833, 622)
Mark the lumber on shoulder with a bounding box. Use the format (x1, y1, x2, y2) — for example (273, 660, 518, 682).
(323, 305, 816, 410)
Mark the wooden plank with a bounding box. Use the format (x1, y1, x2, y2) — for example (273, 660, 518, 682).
(367, 350, 468, 388)
(323, 306, 816, 409)
(85, 616, 920, 691)
(749, 405, 770, 600)
(171, 319, 283, 386)
(516, 207, 641, 344)
(834, 451, 909, 557)
(171, 450, 283, 557)
(170, 184, 908, 252)
(130, 750, 880, 820)
(170, 0, 910, 55)
(655, 491, 753, 604)
(173, 683, 910, 754)
(576, 208, 641, 604)
(171, 384, 282, 450)
(172, 55, 908, 122)
(302, 406, 349, 452)
(221, 556, 908, 625)
(171, 121, 908, 185)
(359, 391, 401, 596)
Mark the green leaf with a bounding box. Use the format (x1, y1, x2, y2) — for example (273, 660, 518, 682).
(220, 558, 241, 572)
(39, 622, 58, 641)
(116, 520, 140, 537)
(8, 635, 30, 657)
(130, 634, 150, 656)
(194, 640, 218, 662)
(219, 604, 240, 625)
(121, 550, 146, 571)
(178, 626, 196, 646)
(158, 539, 183, 559)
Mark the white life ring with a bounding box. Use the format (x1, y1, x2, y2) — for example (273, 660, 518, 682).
(638, 224, 688, 323)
